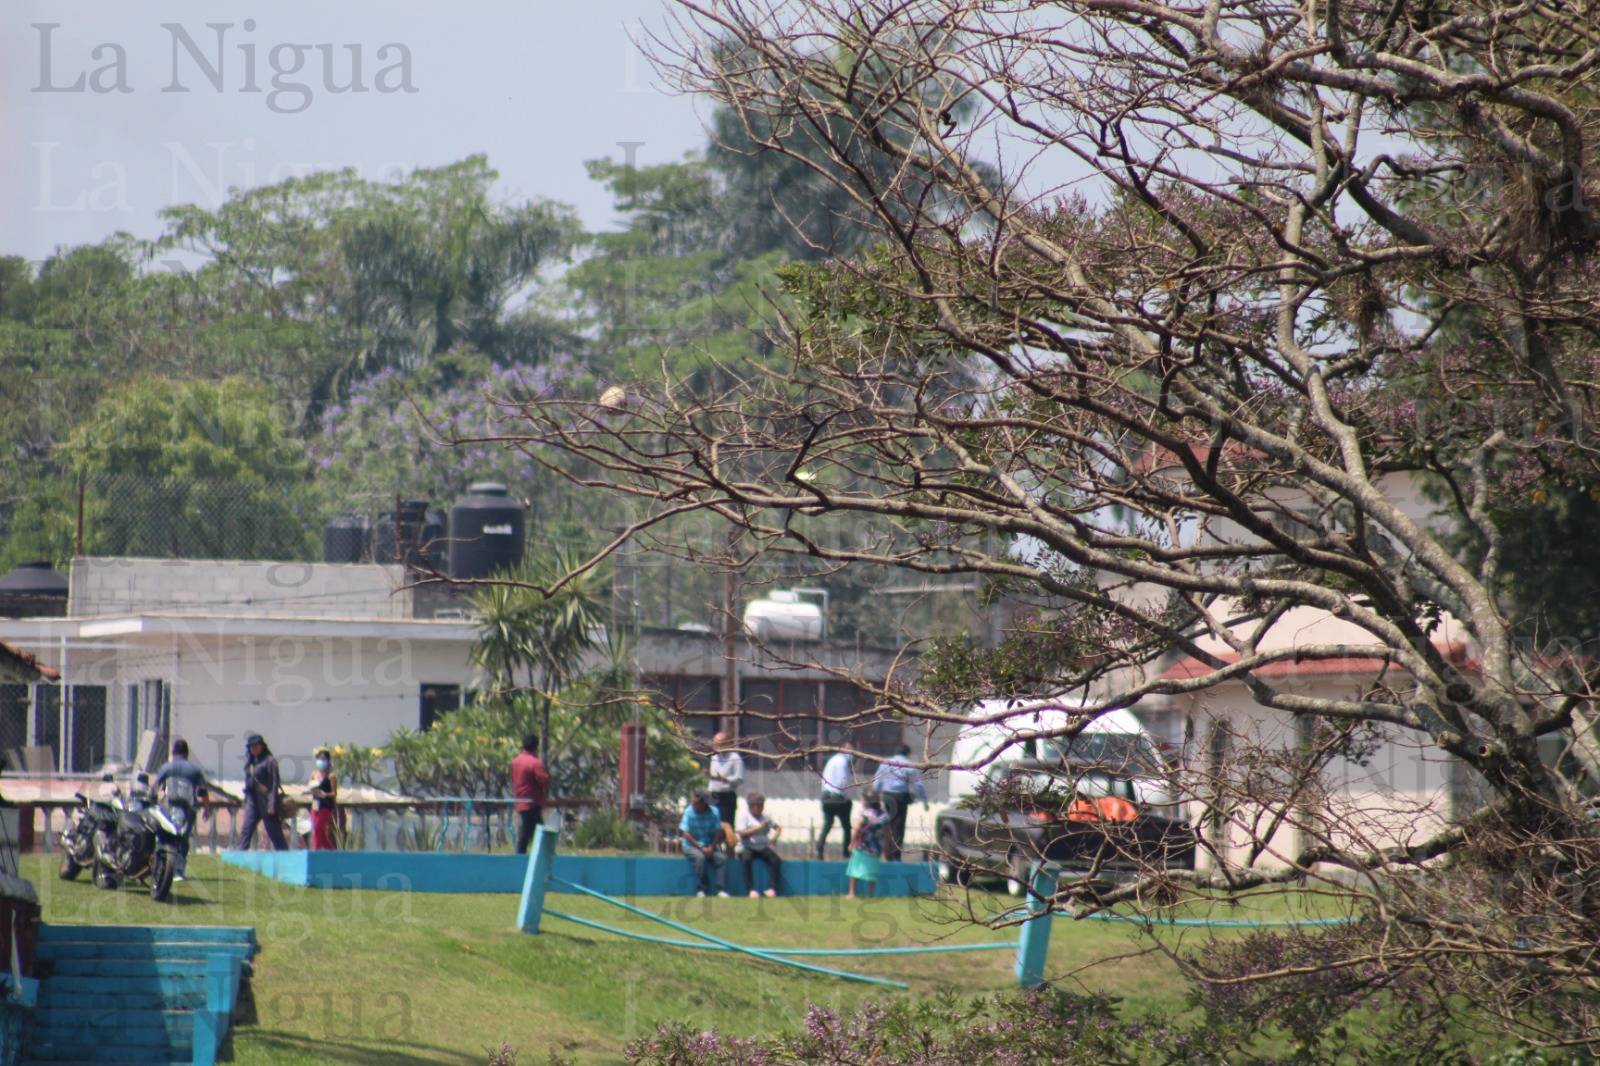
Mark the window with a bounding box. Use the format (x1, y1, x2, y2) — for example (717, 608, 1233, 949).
(68, 686, 107, 773)
(643, 676, 723, 751)
(0, 686, 26, 770)
(420, 683, 461, 732)
(128, 680, 171, 759)
(33, 686, 60, 762)
(740, 679, 825, 769)
(738, 680, 784, 769)
(824, 682, 902, 758)
(1040, 733, 1162, 775)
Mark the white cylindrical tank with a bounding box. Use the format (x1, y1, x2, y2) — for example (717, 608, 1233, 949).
(742, 591, 825, 642)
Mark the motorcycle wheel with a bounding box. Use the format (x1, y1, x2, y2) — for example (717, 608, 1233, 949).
(58, 851, 82, 881)
(149, 852, 175, 902)
(92, 860, 119, 891)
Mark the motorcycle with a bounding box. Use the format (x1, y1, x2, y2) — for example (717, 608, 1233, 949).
(77, 778, 188, 902)
(57, 792, 116, 883)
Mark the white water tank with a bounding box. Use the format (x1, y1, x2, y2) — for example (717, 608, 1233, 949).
(742, 590, 825, 642)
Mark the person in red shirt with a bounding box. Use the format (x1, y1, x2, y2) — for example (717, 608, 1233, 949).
(511, 734, 551, 854)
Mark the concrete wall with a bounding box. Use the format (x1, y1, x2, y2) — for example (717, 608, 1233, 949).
(223, 849, 938, 897)
(1173, 676, 1456, 871)
(63, 633, 473, 780)
(68, 558, 410, 619)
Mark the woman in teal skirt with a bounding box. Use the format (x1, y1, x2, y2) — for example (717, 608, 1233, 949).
(846, 789, 887, 898)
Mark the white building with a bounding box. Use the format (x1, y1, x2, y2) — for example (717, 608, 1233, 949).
(0, 557, 914, 808)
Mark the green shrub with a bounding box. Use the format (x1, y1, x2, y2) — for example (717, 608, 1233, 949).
(570, 810, 648, 852)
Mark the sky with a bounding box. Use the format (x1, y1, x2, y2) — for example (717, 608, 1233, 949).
(1, 1, 712, 262)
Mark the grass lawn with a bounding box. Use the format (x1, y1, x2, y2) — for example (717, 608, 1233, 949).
(24, 854, 1343, 1065)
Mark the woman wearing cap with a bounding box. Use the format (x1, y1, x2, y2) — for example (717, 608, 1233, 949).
(307, 747, 338, 851)
(237, 733, 288, 851)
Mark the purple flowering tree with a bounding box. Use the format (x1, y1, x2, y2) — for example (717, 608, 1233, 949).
(310, 348, 591, 520)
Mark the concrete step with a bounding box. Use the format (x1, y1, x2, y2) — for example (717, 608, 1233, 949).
(22, 1040, 188, 1063)
(39, 941, 254, 963)
(33, 1007, 194, 1035)
(40, 975, 206, 996)
(38, 925, 255, 948)
(32, 1023, 192, 1050)
(38, 990, 204, 1011)
(45, 958, 241, 978)
(19, 1056, 190, 1062)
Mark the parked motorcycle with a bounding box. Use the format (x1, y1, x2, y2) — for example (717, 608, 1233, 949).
(57, 792, 115, 883)
(73, 780, 187, 902)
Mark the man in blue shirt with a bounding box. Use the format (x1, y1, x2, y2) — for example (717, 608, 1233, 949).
(154, 738, 210, 881)
(679, 789, 729, 897)
(872, 745, 928, 862)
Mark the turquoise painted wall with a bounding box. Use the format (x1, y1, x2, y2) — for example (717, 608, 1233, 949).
(223, 851, 937, 897)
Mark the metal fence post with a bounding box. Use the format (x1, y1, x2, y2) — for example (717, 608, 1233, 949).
(1014, 863, 1057, 989)
(517, 825, 557, 934)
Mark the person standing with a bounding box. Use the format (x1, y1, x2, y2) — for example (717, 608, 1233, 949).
(846, 789, 887, 899)
(154, 738, 209, 880)
(817, 749, 854, 860)
(307, 748, 339, 851)
(679, 789, 729, 897)
(872, 744, 928, 862)
(707, 731, 744, 829)
(237, 733, 288, 851)
(511, 734, 551, 855)
(735, 792, 783, 897)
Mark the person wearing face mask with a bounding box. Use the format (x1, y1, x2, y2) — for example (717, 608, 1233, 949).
(308, 747, 339, 851)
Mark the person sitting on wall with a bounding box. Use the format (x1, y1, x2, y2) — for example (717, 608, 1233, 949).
(735, 791, 783, 897)
(679, 789, 729, 898)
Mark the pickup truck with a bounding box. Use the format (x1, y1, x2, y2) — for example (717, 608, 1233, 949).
(934, 757, 1196, 894)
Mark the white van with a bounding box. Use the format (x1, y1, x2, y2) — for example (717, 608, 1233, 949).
(947, 696, 1177, 808)
(935, 696, 1191, 891)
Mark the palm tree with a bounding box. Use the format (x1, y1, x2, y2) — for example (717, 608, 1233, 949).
(470, 545, 607, 762)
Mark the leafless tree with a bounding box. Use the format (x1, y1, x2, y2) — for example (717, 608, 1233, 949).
(500, 0, 1600, 1047)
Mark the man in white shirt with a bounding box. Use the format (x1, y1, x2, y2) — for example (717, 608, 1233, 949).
(735, 791, 783, 896)
(707, 731, 744, 828)
(872, 744, 929, 862)
(817, 748, 854, 860)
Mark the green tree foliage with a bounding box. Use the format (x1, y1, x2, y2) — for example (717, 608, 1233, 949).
(570, 55, 989, 389)
(567, 154, 786, 390)
(471, 546, 609, 761)
(0, 158, 584, 569)
(50, 377, 315, 561)
(374, 681, 700, 812)
(0, 242, 154, 566)
(157, 155, 582, 423)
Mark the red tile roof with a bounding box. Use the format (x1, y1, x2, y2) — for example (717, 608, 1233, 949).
(0, 640, 57, 681)
(1159, 642, 1474, 682)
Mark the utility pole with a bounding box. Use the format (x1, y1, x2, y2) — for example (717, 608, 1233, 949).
(722, 526, 740, 731)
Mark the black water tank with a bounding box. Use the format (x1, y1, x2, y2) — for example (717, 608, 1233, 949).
(0, 560, 68, 618)
(372, 500, 430, 566)
(322, 514, 371, 564)
(447, 483, 526, 579)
